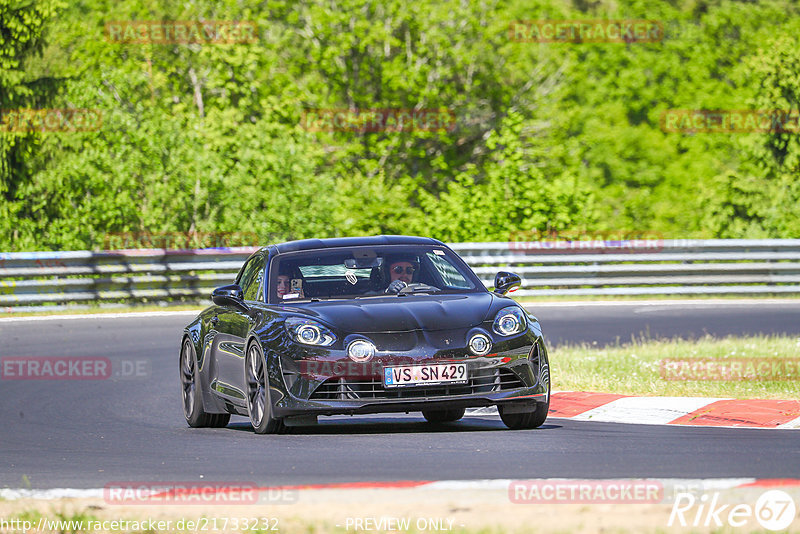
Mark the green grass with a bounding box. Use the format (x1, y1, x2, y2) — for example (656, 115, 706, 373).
(551, 335, 800, 399)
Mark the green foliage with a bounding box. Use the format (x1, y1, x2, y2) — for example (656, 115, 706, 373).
(416, 111, 592, 241)
(742, 34, 800, 237)
(0, 0, 64, 106)
(0, 0, 65, 243)
(1, 0, 799, 251)
(701, 29, 800, 238)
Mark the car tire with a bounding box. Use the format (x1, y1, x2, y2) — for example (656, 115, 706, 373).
(422, 407, 465, 423)
(499, 393, 549, 430)
(245, 342, 285, 434)
(180, 338, 230, 428)
(209, 413, 231, 428)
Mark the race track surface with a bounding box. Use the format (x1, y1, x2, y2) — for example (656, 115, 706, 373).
(2, 300, 799, 489)
(531, 299, 800, 347)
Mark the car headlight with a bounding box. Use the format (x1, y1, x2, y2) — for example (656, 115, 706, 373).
(284, 317, 337, 346)
(492, 306, 527, 336)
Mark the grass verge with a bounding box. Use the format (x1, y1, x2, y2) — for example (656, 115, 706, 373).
(551, 334, 800, 399)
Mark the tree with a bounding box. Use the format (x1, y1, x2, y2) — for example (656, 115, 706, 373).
(0, 0, 65, 245)
(743, 35, 800, 236)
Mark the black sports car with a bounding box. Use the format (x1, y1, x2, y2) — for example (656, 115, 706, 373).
(180, 235, 550, 433)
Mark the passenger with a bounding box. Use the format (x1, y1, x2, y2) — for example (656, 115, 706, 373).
(276, 274, 291, 299)
(277, 267, 304, 300)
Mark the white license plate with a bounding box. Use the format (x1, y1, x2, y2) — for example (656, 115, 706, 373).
(383, 363, 468, 388)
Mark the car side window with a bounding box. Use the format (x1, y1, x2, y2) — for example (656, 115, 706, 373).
(238, 256, 263, 302)
(235, 258, 251, 286)
(245, 263, 265, 302)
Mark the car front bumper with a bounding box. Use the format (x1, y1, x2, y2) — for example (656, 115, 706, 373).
(268, 331, 550, 418)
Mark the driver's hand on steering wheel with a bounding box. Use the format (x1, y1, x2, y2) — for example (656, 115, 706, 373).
(385, 280, 408, 294)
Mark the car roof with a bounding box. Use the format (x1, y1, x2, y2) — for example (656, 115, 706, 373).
(270, 235, 444, 254)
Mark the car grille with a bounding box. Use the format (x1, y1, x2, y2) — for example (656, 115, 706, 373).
(309, 368, 526, 401)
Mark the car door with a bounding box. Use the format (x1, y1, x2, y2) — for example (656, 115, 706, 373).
(211, 255, 264, 404)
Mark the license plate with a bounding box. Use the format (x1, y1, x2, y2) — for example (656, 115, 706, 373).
(383, 363, 468, 388)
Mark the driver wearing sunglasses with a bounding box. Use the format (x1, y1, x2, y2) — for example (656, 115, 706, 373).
(384, 257, 419, 294)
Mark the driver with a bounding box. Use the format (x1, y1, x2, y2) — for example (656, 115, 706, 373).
(384, 256, 419, 294)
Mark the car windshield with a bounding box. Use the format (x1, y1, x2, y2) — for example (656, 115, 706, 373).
(267, 245, 482, 303)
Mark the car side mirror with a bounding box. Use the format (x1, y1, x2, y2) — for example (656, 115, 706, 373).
(212, 284, 249, 313)
(494, 271, 522, 295)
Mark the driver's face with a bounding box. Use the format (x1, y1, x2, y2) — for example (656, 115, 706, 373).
(389, 261, 414, 284)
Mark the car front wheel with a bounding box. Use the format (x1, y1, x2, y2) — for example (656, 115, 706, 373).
(499, 391, 549, 430)
(245, 343, 285, 434)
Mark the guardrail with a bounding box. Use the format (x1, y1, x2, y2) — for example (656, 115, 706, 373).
(455, 239, 800, 296)
(1, 239, 799, 309)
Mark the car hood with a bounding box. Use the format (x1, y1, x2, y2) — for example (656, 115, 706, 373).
(293, 293, 498, 333)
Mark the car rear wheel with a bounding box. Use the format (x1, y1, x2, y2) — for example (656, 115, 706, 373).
(180, 338, 230, 428)
(245, 343, 285, 434)
(422, 407, 465, 423)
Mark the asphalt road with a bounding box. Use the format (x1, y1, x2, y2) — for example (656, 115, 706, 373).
(530, 299, 800, 347)
(1, 300, 799, 489)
